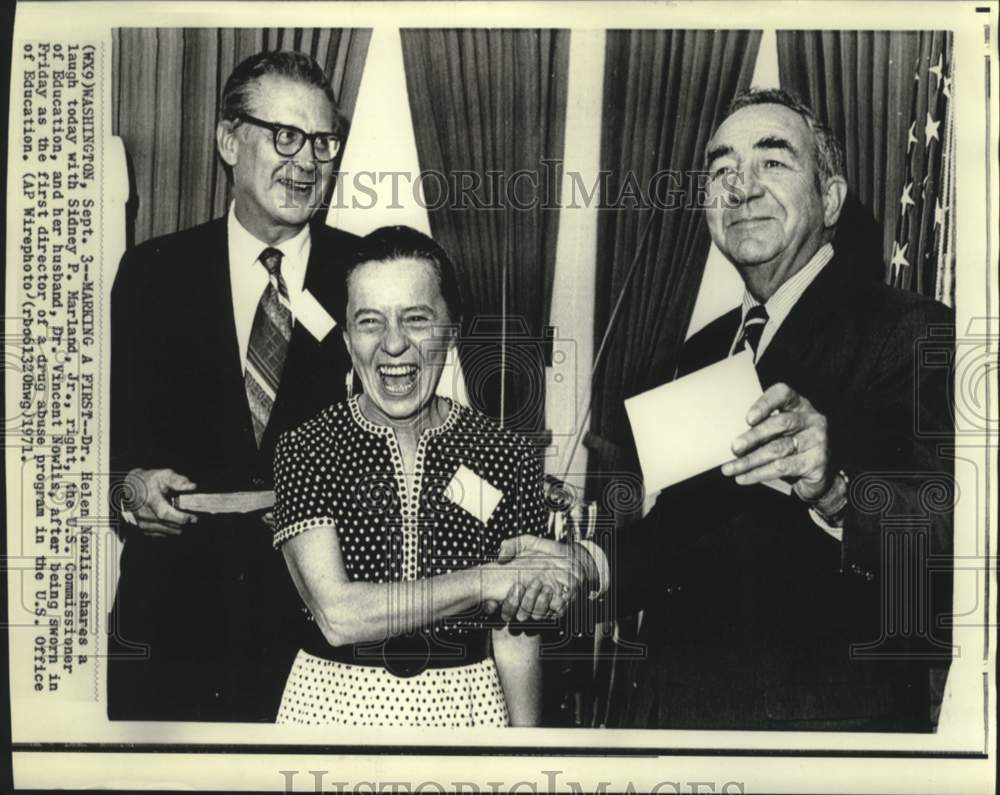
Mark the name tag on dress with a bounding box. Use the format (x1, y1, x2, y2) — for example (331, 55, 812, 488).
(444, 465, 503, 525)
(290, 288, 336, 342)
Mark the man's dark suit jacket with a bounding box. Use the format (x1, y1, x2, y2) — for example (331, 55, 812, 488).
(606, 253, 954, 730)
(107, 216, 359, 722)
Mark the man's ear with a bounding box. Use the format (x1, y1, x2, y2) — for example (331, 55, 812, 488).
(216, 120, 239, 168)
(822, 175, 848, 229)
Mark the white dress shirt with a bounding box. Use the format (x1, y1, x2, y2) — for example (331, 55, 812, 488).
(729, 243, 834, 361)
(228, 204, 312, 369)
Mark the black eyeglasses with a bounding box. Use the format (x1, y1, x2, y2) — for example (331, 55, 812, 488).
(236, 112, 342, 162)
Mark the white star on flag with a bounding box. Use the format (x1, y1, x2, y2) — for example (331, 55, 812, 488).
(906, 121, 918, 154)
(900, 181, 915, 213)
(929, 54, 944, 87)
(924, 112, 941, 146)
(935, 198, 948, 229)
(943, 75, 953, 99)
(890, 241, 910, 272)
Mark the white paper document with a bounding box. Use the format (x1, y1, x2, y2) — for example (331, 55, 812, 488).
(625, 351, 764, 493)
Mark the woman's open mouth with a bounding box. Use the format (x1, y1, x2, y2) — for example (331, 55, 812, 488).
(377, 364, 419, 395)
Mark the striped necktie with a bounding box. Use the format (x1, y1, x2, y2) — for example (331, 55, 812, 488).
(735, 304, 768, 358)
(244, 247, 292, 446)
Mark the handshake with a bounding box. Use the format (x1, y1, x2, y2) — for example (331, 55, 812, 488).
(482, 535, 601, 623)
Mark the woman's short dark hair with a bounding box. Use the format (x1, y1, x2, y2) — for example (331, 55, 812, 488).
(220, 50, 344, 133)
(344, 226, 464, 324)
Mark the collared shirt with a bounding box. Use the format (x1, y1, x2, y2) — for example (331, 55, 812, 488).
(729, 243, 835, 361)
(228, 203, 312, 369)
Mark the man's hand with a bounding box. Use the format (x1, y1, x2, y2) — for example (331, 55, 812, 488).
(721, 382, 833, 503)
(488, 535, 599, 623)
(124, 468, 199, 536)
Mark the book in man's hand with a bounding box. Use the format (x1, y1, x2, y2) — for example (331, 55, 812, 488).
(171, 491, 275, 515)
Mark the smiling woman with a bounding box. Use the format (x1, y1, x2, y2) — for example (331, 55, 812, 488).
(341, 231, 460, 423)
(270, 226, 552, 727)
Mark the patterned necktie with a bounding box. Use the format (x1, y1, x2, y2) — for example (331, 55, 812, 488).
(736, 304, 769, 358)
(245, 247, 292, 446)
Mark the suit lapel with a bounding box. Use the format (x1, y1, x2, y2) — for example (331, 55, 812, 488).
(755, 254, 853, 388)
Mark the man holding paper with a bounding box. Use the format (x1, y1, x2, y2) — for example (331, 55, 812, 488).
(500, 89, 954, 730)
(108, 51, 358, 721)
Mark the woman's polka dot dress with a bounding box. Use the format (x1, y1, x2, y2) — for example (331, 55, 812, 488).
(271, 397, 548, 727)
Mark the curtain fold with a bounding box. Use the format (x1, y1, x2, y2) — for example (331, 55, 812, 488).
(589, 29, 762, 480)
(401, 29, 570, 435)
(113, 28, 371, 245)
(777, 30, 954, 299)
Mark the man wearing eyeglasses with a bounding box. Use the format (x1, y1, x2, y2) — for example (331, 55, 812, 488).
(108, 51, 358, 722)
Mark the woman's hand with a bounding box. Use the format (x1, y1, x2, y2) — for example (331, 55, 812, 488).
(480, 560, 522, 604)
(480, 546, 583, 615)
(490, 536, 595, 622)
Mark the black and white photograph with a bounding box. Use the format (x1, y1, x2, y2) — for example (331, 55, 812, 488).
(2, 1, 997, 792)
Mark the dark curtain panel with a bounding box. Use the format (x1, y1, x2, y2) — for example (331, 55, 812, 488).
(113, 28, 371, 245)
(589, 30, 762, 479)
(777, 30, 954, 298)
(400, 29, 570, 436)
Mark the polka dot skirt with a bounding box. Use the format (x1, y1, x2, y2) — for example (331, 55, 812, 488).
(276, 651, 510, 727)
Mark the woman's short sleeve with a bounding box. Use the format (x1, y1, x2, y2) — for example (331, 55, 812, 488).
(508, 445, 550, 541)
(272, 428, 337, 548)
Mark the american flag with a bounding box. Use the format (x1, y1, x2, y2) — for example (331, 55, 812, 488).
(888, 39, 955, 306)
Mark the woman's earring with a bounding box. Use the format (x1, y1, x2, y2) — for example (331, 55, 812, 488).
(345, 367, 355, 399)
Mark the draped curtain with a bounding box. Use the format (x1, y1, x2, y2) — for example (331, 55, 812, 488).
(112, 28, 371, 245)
(588, 30, 762, 481)
(777, 31, 955, 301)
(400, 29, 570, 436)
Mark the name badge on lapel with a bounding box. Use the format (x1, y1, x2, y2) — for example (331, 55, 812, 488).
(291, 288, 336, 342)
(444, 465, 503, 525)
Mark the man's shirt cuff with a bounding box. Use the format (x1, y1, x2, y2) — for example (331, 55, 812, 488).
(120, 506, 138, 525)
(575, 539, 610, 599)
(809, 507, 844, 542)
